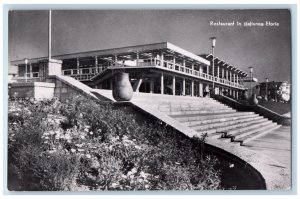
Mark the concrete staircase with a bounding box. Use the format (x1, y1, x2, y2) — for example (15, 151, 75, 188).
(132, 93, 281, 145)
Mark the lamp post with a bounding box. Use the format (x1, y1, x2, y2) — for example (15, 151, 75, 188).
(265, 77, 269, 101)
(210, 37, 216, 92)
(24, 58, 28, 83)
(248, 67, 253, 97)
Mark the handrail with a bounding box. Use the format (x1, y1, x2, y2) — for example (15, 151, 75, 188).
(213, 94, 291, 126)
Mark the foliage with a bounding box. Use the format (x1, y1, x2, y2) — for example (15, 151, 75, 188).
(8, 96, 222, 191)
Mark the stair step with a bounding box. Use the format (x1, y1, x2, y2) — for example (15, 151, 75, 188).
(216, 118, 270, 133)
(230, 121, 273, 141)
(226, 120, 272, 137)
(167, 108, 236, 116)
(172, 111, 254, 122)
(207, 132, 226, 139)
(157, 106, 229, 112)
(190, 115, 264, 130)
(236, 124, 281, 145)
(195, 117, 269, 135)
(184, 113, 259, 126)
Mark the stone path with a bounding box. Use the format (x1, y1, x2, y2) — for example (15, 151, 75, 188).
(244, 126, 291, 186)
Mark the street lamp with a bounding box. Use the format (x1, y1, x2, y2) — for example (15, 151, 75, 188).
(248, 67, 253, 97)
(210, 37, 216, 92)
(24, 58, 28, 83)
(265, 78, 269, 101)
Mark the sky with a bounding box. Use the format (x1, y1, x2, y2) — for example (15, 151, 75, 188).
(8, 9, 291, 83)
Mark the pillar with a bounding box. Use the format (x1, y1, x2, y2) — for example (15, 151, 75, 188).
(226, 69, 228, 80)
(172, 75, 176, 95)
(222, 67, 225, 78)
(217, 66, 220, 78)
(136, 52, 139, 67)
(236, 74, 239, 84)
(233, 72, 235, 83)
(150, 79, 154, 93)
(160, 73, 164, 94)
(29, 63, 32, 77)
(160, 52, 164, 67)
(76, 58, 80, 72)
(115, 55, 118, 65)
(199, 81, 203, 97)
(191, 80, 194, 97)
(199, 65, 203, 74)
(173, 56, 176, 69)
(182, 78, 186, 95)
(95, 56, 98, 73)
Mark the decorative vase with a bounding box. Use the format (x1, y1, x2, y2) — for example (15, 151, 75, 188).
(250, 93, 258, 105)
(112, 72, 133, 101)
(241, 90, 248, 100)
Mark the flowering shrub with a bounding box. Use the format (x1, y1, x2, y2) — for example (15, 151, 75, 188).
(8, 96, 222, 191)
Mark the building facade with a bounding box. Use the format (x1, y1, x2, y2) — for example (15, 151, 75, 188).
(10, 42, 248, 99)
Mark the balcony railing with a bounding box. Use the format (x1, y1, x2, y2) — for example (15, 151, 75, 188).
(61, 61, 244, 89)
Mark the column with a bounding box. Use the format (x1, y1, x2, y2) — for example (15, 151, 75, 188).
(199, 65, 203, 74)
(233, 90, 236, 98)
(173, 56, 176, 69)
(76, 58, 80, 73)
(199, 81, 203, 97)
(207, 65, 209, 75)
(226, 69, 229, 80)
(182, 78, 186, 95)
(229, 71, 232, 82)
(115, 55, 118, 64)
(191, 63, 195, 72)
(160, 52, 164, 67)
(136, 52, 139, 67)
(222, 67, 225, 78)
(95, 56, 98, 73)
(236, 74, 239, 84)
(233, 72, 235, 83)
(160, 73, 164, 94)
(172, 75, 176, 96)
(29, 63, 32, 77)
(191, 80, 194, 97)
(217, 66, 220, 78)
(150, 79, 154, 93)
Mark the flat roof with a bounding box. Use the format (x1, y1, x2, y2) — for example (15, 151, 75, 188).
(11, 42, 210, 66)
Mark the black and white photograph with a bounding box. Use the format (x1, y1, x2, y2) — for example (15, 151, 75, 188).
(6, 8, 293, 192)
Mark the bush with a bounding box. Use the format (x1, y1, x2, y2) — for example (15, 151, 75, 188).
(8, 96, 222, 191)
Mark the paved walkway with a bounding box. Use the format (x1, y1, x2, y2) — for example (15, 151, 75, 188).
(244, 126, 291, 184)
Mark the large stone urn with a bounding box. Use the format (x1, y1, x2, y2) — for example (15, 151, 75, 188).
(112, 72, 133, 101)
(241, 90, 248, 100)
(249, 93, 259, 105)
